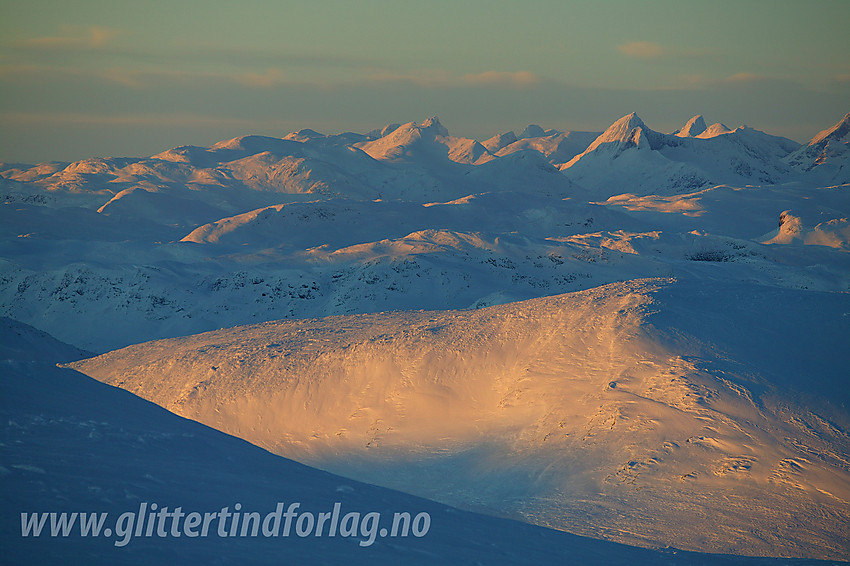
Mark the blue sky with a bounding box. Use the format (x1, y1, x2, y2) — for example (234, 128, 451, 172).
(1, 0, 848, 162)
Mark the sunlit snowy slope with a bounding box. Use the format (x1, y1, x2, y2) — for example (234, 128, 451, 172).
(3, 111, 850, 562)
(7, 318, 826, 565)
(69, 278, 850, 559)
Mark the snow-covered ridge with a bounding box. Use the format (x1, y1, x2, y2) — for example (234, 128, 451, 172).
(786, 111, 850, 184)
(68, 278, 850, 558)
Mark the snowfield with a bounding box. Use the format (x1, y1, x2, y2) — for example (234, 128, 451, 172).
(4, 316, 829, 565)
(67, 278, 850, 558)
(2, 111, 850, 562)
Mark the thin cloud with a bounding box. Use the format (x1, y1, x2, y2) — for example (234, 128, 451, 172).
(0, 111, 301, 129)
(618, 41, 666, 59)
(463, 71, 542, 87)
(238, 68, 288, 88)
(17, 25, 123, 50)
(617, 42, 715, 62)
(627, 71, 804, 92)
(0, 63, 295, 90)
(676, 74, 707, 88)
(166, 42, 373, 70)
(723, 72, 763, 83)
(364, 69, 452, 88)
(0, 63, 45, 78)
(365, 69, 542, 89)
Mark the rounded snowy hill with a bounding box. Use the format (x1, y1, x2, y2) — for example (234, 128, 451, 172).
(69, 278, 850, 559)
(9, 318, 755, 566)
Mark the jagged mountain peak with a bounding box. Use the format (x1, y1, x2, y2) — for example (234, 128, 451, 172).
(419, 115, 449, 137)
(374, 116, 450, 143)
(785, 110, 850, 181)
(353, 116, 494, 165)
(809, 111, 850, 146)
(597, 112, 651, 143)
(697, 123, 734, 138)
(618, 111, 644, 126)
(519, 124, 546, 139)
(585, 113, 657, 149)
(560, 113, 658, 171)
(674, 115, 707, 137)
(615, 111, 643, 125)
(482, 130, 518, 152)
(559, 112, 807, 192)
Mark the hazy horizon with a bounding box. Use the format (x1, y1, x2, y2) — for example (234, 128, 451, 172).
(1, 0, 849, 163)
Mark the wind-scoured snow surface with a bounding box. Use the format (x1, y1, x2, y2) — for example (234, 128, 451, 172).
(3, 113, 850, 561)
(69, 279, 850, 559)
(7, 318, 784, 565)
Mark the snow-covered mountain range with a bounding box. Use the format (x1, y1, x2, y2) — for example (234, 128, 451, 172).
(2, 111, 849, 562)
(560, 113, 801, 195)
(2, 113, 848, 352)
